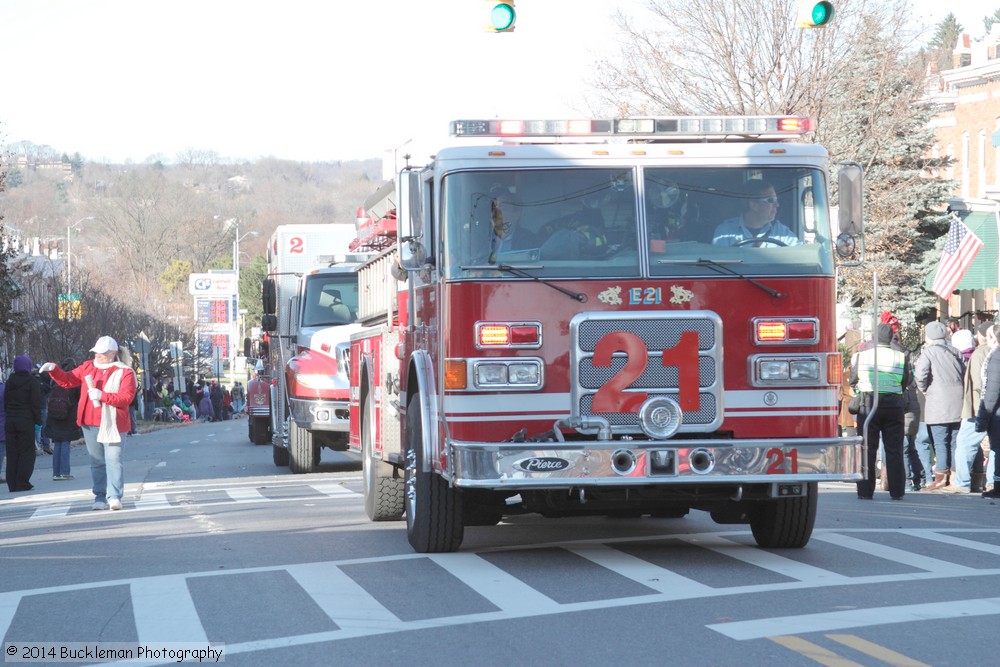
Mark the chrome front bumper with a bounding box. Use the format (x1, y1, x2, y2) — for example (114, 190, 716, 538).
(289, 397, 350, 432)
(448, 437, 863, 489)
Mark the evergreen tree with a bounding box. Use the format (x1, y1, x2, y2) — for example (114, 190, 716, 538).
(0, 163, 28, 358)
(928, 13, 964, 72)
(986, 9, 1000, 34)
(820, 15, 954, 331)
(929, 13, 964, 49)
(592, 0, 952, 331)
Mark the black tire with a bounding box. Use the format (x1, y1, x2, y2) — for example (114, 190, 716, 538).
(262, 278, 276, 315)
(362, 393, 405, 521)
(404, 393, 463, 552)
(750, 482, 818, 548)
(288, 420, 317, 474)
(249, 417, 270, 445)
(273, 444, 289, 467)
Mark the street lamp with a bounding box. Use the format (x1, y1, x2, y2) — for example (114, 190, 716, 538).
(232, 223, 260, 371)
(66, 216, 94, 319)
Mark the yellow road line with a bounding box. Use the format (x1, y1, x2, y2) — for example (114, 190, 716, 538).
(826, 634, 932, 667)
(768, 636, 865, 667)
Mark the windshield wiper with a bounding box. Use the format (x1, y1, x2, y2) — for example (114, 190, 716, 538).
(659, 258, 782, 298)
(460, 263, 587, 302)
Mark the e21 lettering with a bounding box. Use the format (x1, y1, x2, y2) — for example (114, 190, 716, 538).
(629, 287, 662, 305)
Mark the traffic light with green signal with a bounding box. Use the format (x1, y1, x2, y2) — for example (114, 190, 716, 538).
(487, 1, 516, 33)
(797, 0, 834, 28)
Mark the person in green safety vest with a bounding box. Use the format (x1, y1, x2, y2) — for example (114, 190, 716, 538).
(850, 323, 913, 500)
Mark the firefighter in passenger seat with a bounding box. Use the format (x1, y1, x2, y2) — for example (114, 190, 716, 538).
(647, 179, 685, 247)
(537, 191, 609, 260)
(328, 289, 354, 323)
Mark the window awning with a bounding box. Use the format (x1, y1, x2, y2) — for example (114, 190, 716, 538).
(924, 210, 1000, 292)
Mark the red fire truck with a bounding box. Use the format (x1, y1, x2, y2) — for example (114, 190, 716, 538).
(260, 224, 367, 472)
(348, 116, 864, 553)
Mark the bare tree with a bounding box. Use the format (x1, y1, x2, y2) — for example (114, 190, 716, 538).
(589, 0, 950, 325)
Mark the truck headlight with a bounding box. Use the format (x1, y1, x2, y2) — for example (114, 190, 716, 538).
(759, 360, 790, 380)
(789, 359, 820, 380)
(472, 359, 543, 390)
(752, 355, 825, 386)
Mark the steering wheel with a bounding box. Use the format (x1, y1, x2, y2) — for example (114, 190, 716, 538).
(733, 236, 788, 248)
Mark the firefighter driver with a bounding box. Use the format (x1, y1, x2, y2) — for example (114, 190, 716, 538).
(712, 180, 799, 248)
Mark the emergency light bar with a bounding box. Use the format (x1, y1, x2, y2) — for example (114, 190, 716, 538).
(450, 116, 815, 140)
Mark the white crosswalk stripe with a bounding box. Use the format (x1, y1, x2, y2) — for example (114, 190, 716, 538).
(4, 527, 1000, 666)
(2, 481, 361, 520)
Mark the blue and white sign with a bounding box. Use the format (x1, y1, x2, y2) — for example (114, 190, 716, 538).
(188, 272, 238, 296)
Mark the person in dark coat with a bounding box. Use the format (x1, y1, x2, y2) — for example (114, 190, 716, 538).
(4, 355, 42, 492)
(198, 392, 214, 421)
(210, 382, 224, 422)
(0, 376, 6, 484)
(46, 358, 83, 481)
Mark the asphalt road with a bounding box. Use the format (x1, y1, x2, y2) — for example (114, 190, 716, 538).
(2, 420, 999, 666)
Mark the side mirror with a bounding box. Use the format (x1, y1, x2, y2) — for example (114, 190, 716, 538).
(398, 170, 426, 271)
(837, 163, 864, 236)
(262, 278, 276, 315)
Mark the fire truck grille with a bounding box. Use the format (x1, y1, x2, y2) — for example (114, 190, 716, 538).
(577, 355, 717, 388)
(579, 392, 719, 426)
(571, 312, 724, 434)
(577, 318, 717, 350)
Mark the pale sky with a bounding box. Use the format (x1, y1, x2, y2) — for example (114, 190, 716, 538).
(0, 0, 994, 165)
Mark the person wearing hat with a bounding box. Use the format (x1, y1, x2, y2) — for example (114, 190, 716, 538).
(945, 323, 992, 493)
(850, 323, 912, 499)
(4, 355, 42, 492)
(45, 358, 83, 481)
(914, 321, 966, 491)
(39, 336, 137, 510)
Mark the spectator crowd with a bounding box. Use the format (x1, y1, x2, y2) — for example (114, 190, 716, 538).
(843, 312, 1000, 501)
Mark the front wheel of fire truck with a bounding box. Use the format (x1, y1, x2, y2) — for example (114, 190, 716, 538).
(362, 393, 404, 521)
(404, 393, 463, 553)
(749, 482, 818, 549)
(288, 419, 319, 474)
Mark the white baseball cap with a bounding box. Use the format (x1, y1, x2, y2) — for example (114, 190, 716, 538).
(90, 336, 119, 354)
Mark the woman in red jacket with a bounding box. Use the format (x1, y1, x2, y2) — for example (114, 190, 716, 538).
(40, 336, 136, 511)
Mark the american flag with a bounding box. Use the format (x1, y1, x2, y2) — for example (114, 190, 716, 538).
(931, 214, 984, 300)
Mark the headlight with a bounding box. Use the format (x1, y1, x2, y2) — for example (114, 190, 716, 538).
(507, 363, 540, 384)
(759, 360, 790, 380)
(752, 355, 825, 386)
(471, 359, 543, 390)
(476, 364, 508, 385)
(789, 359, 820, 380)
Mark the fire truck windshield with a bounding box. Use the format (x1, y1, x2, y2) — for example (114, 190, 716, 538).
(441, 166, 834, 280)
(301, 274, 360, 327)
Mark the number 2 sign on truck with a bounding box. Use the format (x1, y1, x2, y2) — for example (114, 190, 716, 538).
(348, 116, 865, 553)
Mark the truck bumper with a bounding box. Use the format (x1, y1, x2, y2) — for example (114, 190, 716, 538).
(448, 437, 863, 490)
(289, 397, 350, 432)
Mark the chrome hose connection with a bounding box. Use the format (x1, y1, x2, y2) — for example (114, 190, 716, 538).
(611, 449, 638, 475)
(688, 448, 716, 474)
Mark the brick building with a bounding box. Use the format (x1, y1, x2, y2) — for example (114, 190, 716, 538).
(923, 26, 1000, 324)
